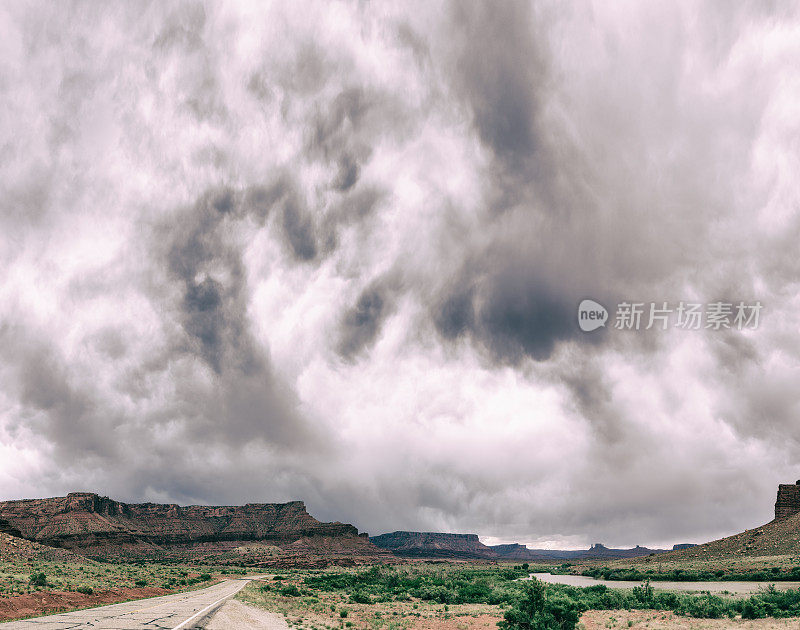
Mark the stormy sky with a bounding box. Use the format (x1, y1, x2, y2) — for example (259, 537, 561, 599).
(1, 1, 799, 549)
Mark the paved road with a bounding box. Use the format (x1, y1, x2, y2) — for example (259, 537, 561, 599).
(1, 577, 262, 629)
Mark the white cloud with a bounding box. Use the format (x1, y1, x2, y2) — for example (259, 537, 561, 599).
(0, 0, 798, 549)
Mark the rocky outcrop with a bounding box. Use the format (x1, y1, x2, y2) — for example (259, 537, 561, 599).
(775, 482, 800, 519)
(370, 531, 496, 559)
(0, 492, 384, 559)
(0, 519, 22, 538)
(490, 543, 535, 560)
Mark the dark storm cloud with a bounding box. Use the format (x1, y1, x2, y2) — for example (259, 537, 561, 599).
(434, 263, 577, 364)
(304, 85, 413, 196)
(556, 360, 628, 446)
(281, 195, 318, 261)
(336, 275, 400, 360)
(320, 187, 385, 253)
(244, 181, 288, 220)
(164, 188, 249, 373)
(156, 186, 320, 448)
(333, 153, 360, 192)
(1, 327, 117, 463)
(244, 178, 318, 261)
(304, 87, 375, 195)
(423, 1, 590, 364)
(450, 1, 545, 172)
(310, 87, 372, 155)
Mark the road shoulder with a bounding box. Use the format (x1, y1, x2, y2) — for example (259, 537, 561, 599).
(202, 599, 289, 630)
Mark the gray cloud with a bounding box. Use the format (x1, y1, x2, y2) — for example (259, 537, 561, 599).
(0, 0, 798, 550)
(281, 195, 318, 261)
(156, 186, 321, 448)
(450, 1, 545, 172)
(11, 336, 117, 463)
(434, 263, 578, 364)
(337, 274, 401, 360)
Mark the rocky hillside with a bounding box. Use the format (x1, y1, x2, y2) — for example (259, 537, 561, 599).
(622, 482, 800, 565)
(370, 531, 496, 559)
(643, 512, 800, 561)
(0, 492, 388, 561)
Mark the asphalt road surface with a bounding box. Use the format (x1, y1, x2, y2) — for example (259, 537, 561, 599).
(1, 577, 266, 629)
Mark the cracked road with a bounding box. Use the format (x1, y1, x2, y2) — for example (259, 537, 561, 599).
(0, 577, 262, 629)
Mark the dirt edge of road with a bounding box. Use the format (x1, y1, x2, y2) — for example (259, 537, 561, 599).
(202, 599, 289, 630)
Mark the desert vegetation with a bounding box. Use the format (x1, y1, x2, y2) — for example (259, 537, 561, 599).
(0, 558, 242, 596)
(232, 563, 800, 630)
(531, 555, 800, 581)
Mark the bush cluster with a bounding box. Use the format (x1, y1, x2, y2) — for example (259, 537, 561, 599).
(29, 572, 47, 587)
(499, 578, 800, 628)
(304, 565, 528, 605)
(581, 566, 800, 582)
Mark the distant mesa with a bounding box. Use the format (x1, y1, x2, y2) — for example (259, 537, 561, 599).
(0, 492, 389, 566)
(672, 543, 697, 551)
(506, 542, 670, 561)
(370, 531, 494, 559)
(370, 531, 671, 560)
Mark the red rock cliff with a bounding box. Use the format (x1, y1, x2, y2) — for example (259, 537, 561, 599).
(775, 482, 800, 519)
(0, 492, 362, 554)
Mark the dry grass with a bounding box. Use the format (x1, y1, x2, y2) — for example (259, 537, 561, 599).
(579, 609, 800, 629)
(236, 580, 504, 630)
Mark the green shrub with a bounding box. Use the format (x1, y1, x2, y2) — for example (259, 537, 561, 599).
(678, 593, 726, 619)
(29, 572, 47, 587)
(76, 585, 94, 595)
(498, 579, 579, 630)
(741, 599, 767, 619)
(350, 590, 372, 604)
(281, 584, 301, 597)
(631, 580, 653, 605)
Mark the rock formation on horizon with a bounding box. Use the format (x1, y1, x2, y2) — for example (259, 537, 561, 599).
(370, 531, 496, 559)
(370, 530, 674, 561)
(0, 492, 387, 563)
(775, 481, 800, 519)
(491, 541, 671, 561)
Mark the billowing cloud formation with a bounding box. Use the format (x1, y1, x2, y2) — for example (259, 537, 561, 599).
(1, 1, 799, 548)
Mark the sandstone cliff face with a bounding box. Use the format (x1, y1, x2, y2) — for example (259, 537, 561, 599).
(490, 543, 533, 560)
(0, 492, 376, 559)
(370, 531, 496, 559)
(775, 483, 800, 519)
